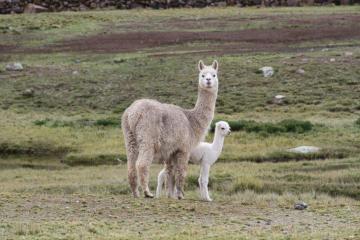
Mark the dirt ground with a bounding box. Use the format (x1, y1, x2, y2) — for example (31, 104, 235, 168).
(1, 192, 359, 238)
(3, 14, 360, 55)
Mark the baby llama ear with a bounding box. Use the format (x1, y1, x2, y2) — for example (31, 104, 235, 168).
(212, 60, 218, 71)
(198, 60, 205, 71)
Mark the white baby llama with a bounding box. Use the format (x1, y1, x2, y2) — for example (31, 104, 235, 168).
(122, 60, 219, 199)
(156, 121, 231, 201)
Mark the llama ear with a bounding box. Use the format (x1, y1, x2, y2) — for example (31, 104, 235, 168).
(212, 60, 218, 71)
(198, 60, 205, 71)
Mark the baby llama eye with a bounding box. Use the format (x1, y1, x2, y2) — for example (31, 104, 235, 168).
(213, 74, 216, 77)
(202, 75, 205, 78)
(221, 127, 225, 130)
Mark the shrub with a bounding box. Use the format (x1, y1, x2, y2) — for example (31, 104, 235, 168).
(33, 117, 120, 128)
(210, 119, 314, 134)
(94, 118, 119, 127)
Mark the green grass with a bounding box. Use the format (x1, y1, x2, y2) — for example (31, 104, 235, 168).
(1, 6, 360, 240)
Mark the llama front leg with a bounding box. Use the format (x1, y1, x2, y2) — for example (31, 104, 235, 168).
(198, 164, 212, 201)
(156, 168, 166, 198)
(136, 145, 154, 198)
(174, 151, 190, 200)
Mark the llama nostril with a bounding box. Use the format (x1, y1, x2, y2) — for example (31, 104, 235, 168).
(206, 78, 211, 81)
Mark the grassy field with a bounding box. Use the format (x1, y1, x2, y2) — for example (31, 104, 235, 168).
(1, 6, 360, 239)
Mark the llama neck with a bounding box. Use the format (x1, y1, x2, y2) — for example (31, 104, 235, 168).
(211, 130, 225, 154)
(187, 87, 217, 143)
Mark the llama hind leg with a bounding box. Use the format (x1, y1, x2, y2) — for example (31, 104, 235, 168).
(136, 145, 154, 198)
(165, 164, 176, 198)
(123, 124, 140, 197)
(174, 151, 190, 200)
(127, 152, 139, 198)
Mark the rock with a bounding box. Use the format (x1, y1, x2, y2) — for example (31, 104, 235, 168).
(274, 95, 286, 104)
(321, 48, 329, 52)
(79, 4, 88, 11)
(72, 71, 79, 75)
(301, 58, 309, 62)
(345, 52, 353, 57)
(90, 2, 97, 8)
(294, 202, 308, 210)
(259, 66, 274, 77)
(23, 4, 48, 13)
(216, 1, 227, 7)
(6, 62, 23, 71)
(22, 88, 34, 97)
(330, 58, 336, 62)
(287, 146, 320, 154)
(296, 68, 305, 75)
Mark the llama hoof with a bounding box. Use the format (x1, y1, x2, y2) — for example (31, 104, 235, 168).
(144, 191, 154, 198)
(204, 198, 213, 202)
(133, 191, 140, 198)
(176, 190, 184, 200)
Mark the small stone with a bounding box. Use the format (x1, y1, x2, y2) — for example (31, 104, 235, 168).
(345, 52, 353, 57)
(259, 66, 274, 77)
(330, 58, 336, 62)
(296, 68, 305, 75)
(287, 146, 320, 154)
(6, 62, 23, 71)
(22, 88, 34, 97)
(274, 95, 286, 104)
(294, 202, 308, 210)
(72, 71, 79, 75)
(321, 48, 329, 52)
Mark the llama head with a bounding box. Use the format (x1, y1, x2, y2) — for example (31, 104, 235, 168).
(198, 60, 219, 91)
(215, 121, 231, 136)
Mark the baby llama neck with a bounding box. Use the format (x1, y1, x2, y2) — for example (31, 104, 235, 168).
(212, 128, 225, 154)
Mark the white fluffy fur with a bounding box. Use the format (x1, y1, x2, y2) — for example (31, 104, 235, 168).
(156, 121, 231, 201)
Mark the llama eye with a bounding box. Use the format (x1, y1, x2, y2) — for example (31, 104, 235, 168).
(221, 127, 225, 130)
(213, 74, 216, 78)
(202, 75, 205, 78)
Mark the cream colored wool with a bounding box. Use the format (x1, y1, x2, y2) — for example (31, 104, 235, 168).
(121, 60, 219, 199)
(156, 121, 231, 201)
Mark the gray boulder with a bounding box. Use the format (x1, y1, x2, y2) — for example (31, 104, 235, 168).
(6, 62, 23, 71)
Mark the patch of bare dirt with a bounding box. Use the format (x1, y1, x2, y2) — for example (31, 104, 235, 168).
(3, 14, 360, 55)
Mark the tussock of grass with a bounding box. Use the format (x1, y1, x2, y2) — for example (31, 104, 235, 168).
(231, 176, 264, 193)
(210, 119, 314, 134)
(0, 141, 70, 156)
